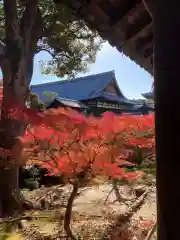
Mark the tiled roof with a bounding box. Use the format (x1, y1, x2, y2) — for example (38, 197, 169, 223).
(142, 92, 154, 99)
(31, 71, 116, 103)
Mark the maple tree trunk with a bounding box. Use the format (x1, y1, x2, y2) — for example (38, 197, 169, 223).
(153, 0, 180, 239)
(64, 182, 79, 240)
(0, 0, 42, 216)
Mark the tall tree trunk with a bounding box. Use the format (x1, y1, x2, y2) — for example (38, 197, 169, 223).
(0, 0, 42, 216)
(0, 56, 33, 216)
(0, 166, 22, 215)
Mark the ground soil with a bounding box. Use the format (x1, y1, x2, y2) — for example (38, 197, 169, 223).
(0, 176, 157, 239)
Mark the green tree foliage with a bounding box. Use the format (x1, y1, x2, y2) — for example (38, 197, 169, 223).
(27, 92, 45, 110)
(27, 91, 58, 110)
(27, 91, 59, 110)
(0, 0, 103, 78)
(42, 91, 58, 102)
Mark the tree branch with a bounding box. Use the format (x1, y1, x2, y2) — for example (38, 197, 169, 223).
(20, 0, 39, 53)
(39, 48, 55, 58)
(2, 0, 23, 81)
(3, 0, 19, 43)
(36, 46, 72, 61)
(26, 8, 43, 85)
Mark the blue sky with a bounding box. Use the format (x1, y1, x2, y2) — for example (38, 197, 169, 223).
(31, 42, 152, 99)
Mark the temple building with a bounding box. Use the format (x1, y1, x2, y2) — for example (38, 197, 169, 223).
(142, 82, 154, 100)
(31, 71, 149, 116)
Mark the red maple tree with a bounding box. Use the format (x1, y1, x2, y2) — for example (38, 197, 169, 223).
(0, 90, 155, 238)
(12, 108, 154, 180)
(8, 105, 154, 239)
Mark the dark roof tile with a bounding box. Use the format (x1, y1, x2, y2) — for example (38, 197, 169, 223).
(31, 71, 115, 102)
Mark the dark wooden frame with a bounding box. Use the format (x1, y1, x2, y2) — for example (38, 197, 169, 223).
(55, 1, 180, 238)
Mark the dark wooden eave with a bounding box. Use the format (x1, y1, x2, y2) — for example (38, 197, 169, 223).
(55, 0, 153, 75)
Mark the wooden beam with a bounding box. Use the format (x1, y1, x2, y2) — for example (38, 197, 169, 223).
(115, 2, 144, 28)
(124, 22, 152, 46)
(149, 55, 153, 66)
(98, 0, 141, 26)
(80, 3, 109, 24)
(148, 53, 153, 63)
(136, 33, 153, 50)
(126, 10, 151, 40)
(114, 0, 153, 29)
(144, 46, 153, 58)
(142, 0, 153, 18)
(139, 40, 153, 52)
(154, 0, 180, 239)
(140, 41, 153, 58)
(56, 0, 153, 74)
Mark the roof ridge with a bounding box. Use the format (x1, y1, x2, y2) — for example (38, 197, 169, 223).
(56, 97, 81, 102)
(31, 71, 115, 88)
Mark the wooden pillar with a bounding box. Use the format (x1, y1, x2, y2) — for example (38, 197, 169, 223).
(154, 1, 180, 239)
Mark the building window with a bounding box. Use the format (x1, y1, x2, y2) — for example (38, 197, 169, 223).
(97, 101, 126, 110)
